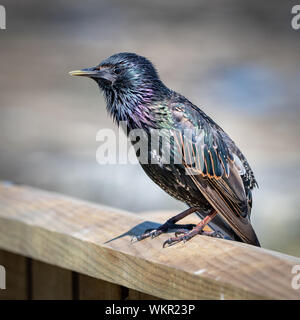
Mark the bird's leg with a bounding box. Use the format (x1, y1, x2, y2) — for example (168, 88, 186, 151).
(131, 207, 202, 242)
(163, 210, 219, 247)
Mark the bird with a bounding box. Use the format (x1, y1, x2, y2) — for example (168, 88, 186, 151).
(69, 52, 260, 247)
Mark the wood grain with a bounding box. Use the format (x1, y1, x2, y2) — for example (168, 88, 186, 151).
(31, 260, 72, 300)
(78, 274, 123, 300)
(0, 182, 299, 300)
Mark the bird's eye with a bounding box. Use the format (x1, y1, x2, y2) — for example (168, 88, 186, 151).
(114, 68, 121, 75)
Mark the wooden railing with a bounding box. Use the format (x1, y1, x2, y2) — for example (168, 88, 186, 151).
(0, 182, 299, 300)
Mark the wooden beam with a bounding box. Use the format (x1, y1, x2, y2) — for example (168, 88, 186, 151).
(78, 274, 123, 300)
(31, 260, 73, 300)
(0, 249, 29, 299)
(0, 182, 299, 300)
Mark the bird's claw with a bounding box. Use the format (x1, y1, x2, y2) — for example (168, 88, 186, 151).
(132, 222, 201, 246)
(132, 224, 226, 247)
(163, 233, 191, 248)
(163, 226, 208, 247)
(150, 229, 163, 239)
(131, 228, 164, 243)
(174, 229, 189, 237)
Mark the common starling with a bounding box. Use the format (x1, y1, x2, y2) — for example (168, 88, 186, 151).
(70, 52, 260, 247)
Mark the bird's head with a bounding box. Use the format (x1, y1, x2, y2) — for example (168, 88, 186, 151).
(69, 52, 169, 126)
(69, 52, 161, 92)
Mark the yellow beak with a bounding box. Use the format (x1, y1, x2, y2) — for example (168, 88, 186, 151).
(69, 70, 85, 76)
(69, 69, 98, 77)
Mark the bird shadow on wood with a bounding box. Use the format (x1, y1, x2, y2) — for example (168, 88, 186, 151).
(104, 221, 162, 244)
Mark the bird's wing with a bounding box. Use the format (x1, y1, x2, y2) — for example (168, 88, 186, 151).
(170, 102, 260, 246)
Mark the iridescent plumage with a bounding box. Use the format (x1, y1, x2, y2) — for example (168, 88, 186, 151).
(70, 52, 260, 246)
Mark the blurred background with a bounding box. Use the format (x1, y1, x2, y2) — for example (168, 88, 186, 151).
(0, 0, 299, 256)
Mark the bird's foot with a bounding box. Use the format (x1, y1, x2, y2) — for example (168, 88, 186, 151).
(131, 222, 196, 243)
(163, 228, 224, 247)
(174, 229, 224, 238)
(163, 227, 201, 247)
